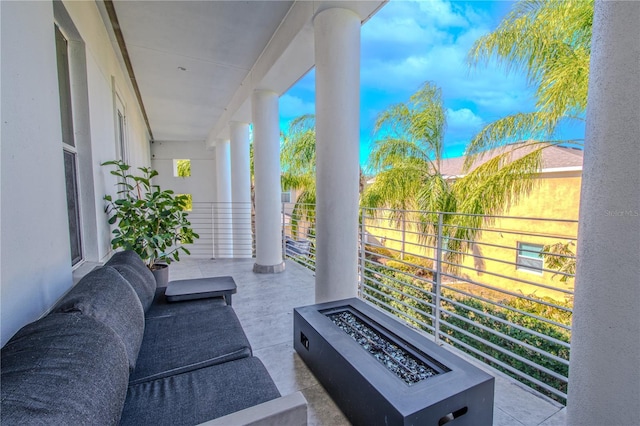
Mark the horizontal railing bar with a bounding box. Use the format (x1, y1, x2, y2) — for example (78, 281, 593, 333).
(439, 293, 571, 347)
(362, 258, 436, 286)
(439, 274, 573, 316)
(440, 334, 568, 400)
(440, 320, 569, 381)
(360, 292, 435, 333)
(439, 307, 570, 364)
(441, 283, 572, 331)
(362, 207, 578, 224)
(361, 275, 436, 313)
(440, 246, 576, 281)
(362, 264, 436, 302)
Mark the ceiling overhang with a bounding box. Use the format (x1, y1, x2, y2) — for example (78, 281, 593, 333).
(100, 0, 387, 145)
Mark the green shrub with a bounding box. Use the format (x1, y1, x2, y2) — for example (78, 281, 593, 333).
(439, 292, 570, 403)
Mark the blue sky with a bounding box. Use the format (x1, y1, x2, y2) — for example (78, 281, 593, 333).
(278, 0, 585, 167)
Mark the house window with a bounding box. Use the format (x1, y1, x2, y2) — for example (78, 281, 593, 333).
(56, 25, 74, 148)
(114, 91, 127, 164)
(63, 150, 82, 265)
(516, 242, 544, 274)
(56, 25, 83, 266)
(176, 194, 193, 211)
(281, 191, 291, 203)
(174, 159, 191, 177)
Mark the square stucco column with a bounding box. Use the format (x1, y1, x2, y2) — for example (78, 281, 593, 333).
(314, 8, 361, 302)
(252, 90, 285, 273)
(567, 2, 640, 425)
(215, 139, 233, 258)
(230, 121, 253, 258)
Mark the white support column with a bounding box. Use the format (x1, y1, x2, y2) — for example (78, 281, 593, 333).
(252, 90, 285, 273)
(314, 8, 361, 302)
(215, 139, 233, 258)
(230, 121, 253, 258)
(567, 2, 640, 425)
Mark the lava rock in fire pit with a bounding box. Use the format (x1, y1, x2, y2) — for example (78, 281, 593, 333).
(327, 311, 438, 385)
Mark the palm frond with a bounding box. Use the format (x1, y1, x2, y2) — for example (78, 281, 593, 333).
(468, 0, 593, 121)
(368, 138, 433, 172)
(371, 81, 447, 172)
(456, 145, 544, 219)
(463, 111, 568, 169)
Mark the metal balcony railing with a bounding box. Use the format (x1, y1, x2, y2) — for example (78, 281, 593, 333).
(282, 202, 316, 271)
(193, 201, 575, 402)
(282, 203, 576, 404)
(183, 202, 254, 259)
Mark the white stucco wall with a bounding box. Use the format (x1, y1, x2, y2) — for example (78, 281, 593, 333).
(150, 140, 217, 203)
(1, 0, 151, 346)
(1, 1, 74, 347)
(62, 0, 151, 261)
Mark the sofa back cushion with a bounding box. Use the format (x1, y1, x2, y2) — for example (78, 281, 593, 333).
(105, 250, 156, 311)
(1, 312, 130, 425)
(53, 266, 144, 370)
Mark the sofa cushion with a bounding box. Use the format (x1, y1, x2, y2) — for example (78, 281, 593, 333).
(130, 306, 252, 384)
(53, 266, 144, 370)
(121, 356, 280, 426)
(1, 313, 129, 425)
(145, 287, 226, 319)
(105, 250, 156, 311)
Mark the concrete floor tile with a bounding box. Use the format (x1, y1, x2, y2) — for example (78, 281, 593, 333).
(493, 407, 526, 426)
(493, 379, 562, 426)
(239, 311, 295, 350)
(539, 408, 566, 426)
(301, 384, 350, 426)
(254, 342, 319, 395)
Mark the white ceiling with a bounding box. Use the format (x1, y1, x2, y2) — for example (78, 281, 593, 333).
(110, 1, 386, 143)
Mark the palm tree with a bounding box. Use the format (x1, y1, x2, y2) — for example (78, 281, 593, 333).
(362, 81, 544, 267)
(466, 0, 592, 276)
(466, 0, 592, 160)
(362, 82, 452, 257)
(281, 114, 317, 238)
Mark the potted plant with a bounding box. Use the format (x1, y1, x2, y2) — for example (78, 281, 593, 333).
(102, 160, 199, 286)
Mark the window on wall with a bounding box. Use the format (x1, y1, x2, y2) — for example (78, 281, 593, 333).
(63, 150, 82, 265)
(516, 242, 544, 274)
(174, 159, 191, 177)
(56, 25, 83, 266)
(55, 25, 74, 148)
(176, 194, 193, 211)
(114, 91, 127, 164)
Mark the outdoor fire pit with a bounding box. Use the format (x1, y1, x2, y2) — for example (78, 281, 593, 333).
(294, 298, 494, 425)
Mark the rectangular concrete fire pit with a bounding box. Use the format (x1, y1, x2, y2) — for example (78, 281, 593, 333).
(294, 298, 494, 425)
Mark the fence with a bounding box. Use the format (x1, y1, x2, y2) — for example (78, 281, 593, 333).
(282, 203, 577, 403)
(184, 202, 254, 259)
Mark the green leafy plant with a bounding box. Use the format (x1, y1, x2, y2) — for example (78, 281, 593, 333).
(543, 241, 576, 283)
(103, 160, 199, 270)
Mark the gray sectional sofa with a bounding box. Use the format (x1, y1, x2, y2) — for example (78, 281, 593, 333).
(1, 251, 307, 425)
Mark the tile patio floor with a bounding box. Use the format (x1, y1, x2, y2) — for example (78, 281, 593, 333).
(169, 258, 566, 426)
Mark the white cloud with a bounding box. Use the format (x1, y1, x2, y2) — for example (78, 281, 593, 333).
(447, 108, 483, 130)
(279, 94, 314, 120)
(361, 0, 535, 122)
(416, 0, 470, 28)
(283, 0, 543, 156)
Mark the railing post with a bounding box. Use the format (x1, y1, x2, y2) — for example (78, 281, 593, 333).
(401, 213, 406, 260)
(433, 213, 443, 344)
(359, 209, 366, 298)
(282, 202, 286, 261)
(211, 203, 218, 259)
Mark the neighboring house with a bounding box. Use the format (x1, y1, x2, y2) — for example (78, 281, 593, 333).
(366, 143, 583, 300)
